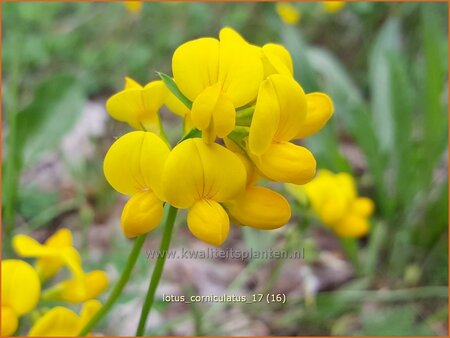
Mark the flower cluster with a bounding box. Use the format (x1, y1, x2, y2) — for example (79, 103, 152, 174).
(286, 170, 375, 238)
(1, 229, 108, 336)
(104, 27, 333, 246)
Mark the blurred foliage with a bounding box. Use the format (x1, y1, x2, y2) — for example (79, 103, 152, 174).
(2, 1, 448, 336)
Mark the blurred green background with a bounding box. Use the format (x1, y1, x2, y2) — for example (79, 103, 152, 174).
(2, 1, 448, 336)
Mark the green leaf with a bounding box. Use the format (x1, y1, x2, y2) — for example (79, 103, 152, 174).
(158, 72, 192, 109)
(15, 74, 86, 167)
(368, 17, 401, 152)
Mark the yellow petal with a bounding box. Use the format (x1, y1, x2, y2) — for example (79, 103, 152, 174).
(124, 76, 143, 90)
(296, 92, 334, 139)
(103, 131, 170, 196)
(218, 27, 263, 108)
(335, 172, 357, 201)
(276, 3, 301, 25)
(79, 300, 102, 329)
(162, 138, 246, 208)
(323, 1, 345, 14)
(333, 214, 369, 238)
(226, 186, 291, 230)
(28, 307, 80, 336)
(35, 229, 74, 281)
(50, 270, 108, 304)
(2, 260, 41, 316)
(121, 191, 164, 238)
(1, 306, 18, 336)
(172, 37, 220, 102)
(270, 75, 307, 142)
(13, 234, 58, 258)
(187, 199, 229, 246)
(317, 196, 349, 225)
(106, 81, 164, 133)
(124, 1, 143, 14)
(351, 197, 375, 217)
(252, 142, 316, 184)
(262, 43, 294, 76)
(249, 79, 280, 156)
(191, 84, 221, 131)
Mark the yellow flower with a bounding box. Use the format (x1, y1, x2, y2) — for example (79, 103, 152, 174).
(172, 27, 263, 143)
(161, 138, 247, 245)
(13, 231, 84, 283)
(103, 131, 170, 237)
(276, 3, 301, 25)
(1, 260, 41, 336)
(106, 77, 168, 134)
(248, 74, 333, 184)
(224, 151, 291, 230)
(124, 1, 142, 14)
(287, 170, 374, 238)
(322, 1, 345, 14)
(260, 43, 294, 78)
(28, 299, 101, 336)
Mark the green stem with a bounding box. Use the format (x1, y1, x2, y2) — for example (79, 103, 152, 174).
(136, 205, 178, 336)
(339, 237, 362, 276)
(79, 235, 147, 336)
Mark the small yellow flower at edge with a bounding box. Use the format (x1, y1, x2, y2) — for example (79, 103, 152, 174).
(322, 1, 345, 14)
(28, 299, 101, 336)
(276, 3, 301, 25)
(1, 260, 41, 336)
(124, 1, 142, 14)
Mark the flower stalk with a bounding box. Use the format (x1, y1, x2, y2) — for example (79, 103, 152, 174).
(136, 205, 178, 336)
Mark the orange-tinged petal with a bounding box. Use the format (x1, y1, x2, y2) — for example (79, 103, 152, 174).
(333, 214, 369, 238)
(1, 306, 18, 336)
(28, 307, 80, 336)
(262, 43, 294, 76)
(252, 142, 316, 184)
(226, 186, 291, 230)
(296, 92, 334, 139)
(103, 131, 170, 196)
(172, 37, 220, 102)
(162, 138, 246, 208)
(2, 260, 41, 316)
(121, 191, 164, 238)
(187, 199, 229, 246)
(249, 78, 280, 156)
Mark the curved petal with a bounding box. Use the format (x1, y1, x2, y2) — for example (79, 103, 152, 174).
(124, 76, 143, 90)
(79, 300, 102, 329)
(226, 186, 291, 230)
(164, 88, 190, 117)
(172, 37, 219, 102)
(276, 3, 301, 25)
(121, 191, 164, 238)
(2, 260, 41, 316)
(333, 214, 369, 238)
(162, 139, 246, 209)
(269, 75, 307, 142)
(262, 43, 294, 76)
(103, 131, 170, 196)
(1, 306, 18, 336)
(13, 234, 59, 258)
(28, 307, 80, 336)
(50, 270, 108, 304)
(218, 27, 263, 107)
(248, 79, 280, 156)
(106, 89, 146, 130)
(187, 199, 229, 246)
(191, 84, 221, 131)
(351, 197, 375, 217)
(295, 92, 334, 139)
(253, 142, 316, 184)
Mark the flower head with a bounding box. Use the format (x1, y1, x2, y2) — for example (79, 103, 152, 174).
(287, 170, 374, 238)
(322, 1, 345, 13)
(161, 138, 247, 245)
(172, 27, 263, 143)
(104, 131, 170, 237)
(1, 260, 41, 336)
